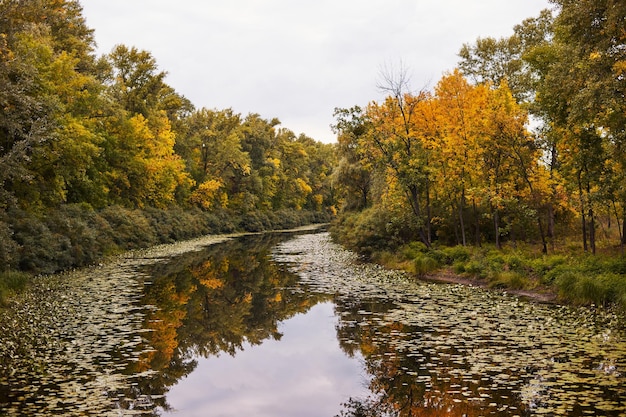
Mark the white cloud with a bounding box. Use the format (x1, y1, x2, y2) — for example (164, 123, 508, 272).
(80, 0, 552, 142)
(162, 302, 369, 417)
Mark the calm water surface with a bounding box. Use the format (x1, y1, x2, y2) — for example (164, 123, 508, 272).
(1, 229, 625, 416)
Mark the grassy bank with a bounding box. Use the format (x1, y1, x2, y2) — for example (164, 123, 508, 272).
(0, 271, 30, 306)
(0, 205, 331, 305)
(367, 241, 626, 310)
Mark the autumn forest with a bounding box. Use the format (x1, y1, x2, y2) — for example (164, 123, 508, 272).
(1, 0, 626, 306)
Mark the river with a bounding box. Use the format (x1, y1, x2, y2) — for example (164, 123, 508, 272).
(0, 228, 625, 416)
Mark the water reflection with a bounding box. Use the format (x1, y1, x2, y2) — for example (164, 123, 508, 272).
(0, 231, 330, 416)
(273, 232, 626, 417)
(135, 232, 330, 414)
(163, 301, 368, 417)
(2, 229, 625, 416)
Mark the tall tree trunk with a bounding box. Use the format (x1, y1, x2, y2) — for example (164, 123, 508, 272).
(547, 203, 555, 239)
(407, 184, 430, 248)
(588, 208, 596, 255)
(493, 206, 501, 250)
(577, 171, 588, 252)
(473, 199, 481, 247)
(537, 216, 548, 254)
(585, 172, 596, 255)
(622, 209, 626, 246)
(426, 176, 432, 245)
(615, 201, 625, 255)
(458, 196, 466, 246)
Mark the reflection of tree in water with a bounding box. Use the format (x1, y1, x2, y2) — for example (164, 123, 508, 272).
(334, 299, 530, 417)
(127, 233, 326, 414)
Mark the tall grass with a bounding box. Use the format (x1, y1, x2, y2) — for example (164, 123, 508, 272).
(0, 271, 30, 306)
(362, 237, 626, 310)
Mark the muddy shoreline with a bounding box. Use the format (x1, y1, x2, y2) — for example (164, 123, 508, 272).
(421, 269, 559, 304)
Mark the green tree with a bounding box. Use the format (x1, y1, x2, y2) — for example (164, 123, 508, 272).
(331, 106, 374, 211)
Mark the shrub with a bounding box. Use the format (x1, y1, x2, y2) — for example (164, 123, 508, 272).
(400, 242, 429, 261)
(0, 271, 30, 306)
(441, 245, 471, 264)
(413, 255, 439, 277)
(501, 254, 528, 273)
(554, 270, 582, 299)
(489, 271, 527, 290)
(453, 262, 466, 274)
(0, 220, 19, 271)
(530, 255, 568, 283)
(463, 260, 486, 278)
(45, 205, 110, 268)
(553, 271, 625, 307)
(100, 206, 157, 250)
(11, 213, 73, 274)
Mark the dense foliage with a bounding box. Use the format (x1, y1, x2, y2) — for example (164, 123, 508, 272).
(0, 0, 336, 278)
(329, 1, 626, 307)
(332, 1, 626, 256)
(1, 0, 625, 308)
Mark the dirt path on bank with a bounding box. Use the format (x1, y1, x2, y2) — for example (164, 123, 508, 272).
(421, 269, 559, 304)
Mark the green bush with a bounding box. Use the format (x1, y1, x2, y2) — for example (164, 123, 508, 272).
(441, 245, 472, 264)
(45, 205, 110, 268)
(400, 242, 429, 261)
(604, 257, 626, 275)
(529, 255, 568, 282)
(100, 205, 157, 250)
(12, 213, 73, 274)
(489, 271, 527, 290)
(0, 271, 30, 306)
(554, 270, 626, 307)
(331, 207, 395, 257)
(501, 254, 528, 273)
(413, 255, 439, 277)
(464, 260, 486, 278)
(0, 220, 19, 271)
(453, 262, 466, 274)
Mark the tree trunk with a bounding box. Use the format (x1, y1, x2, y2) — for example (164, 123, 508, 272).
(493, 206, 501, 250)
(577, 171, 588, 252)
(547, 203, 555, 239)
(426, 177, 432, 245)
(585, 175, 596, 255)
(616, 201, 625, 255)
(589, 208, 596, 255)
(407, 184, 430, 248)
(473, 199, 481, 247)
(458, 196, 466, 246)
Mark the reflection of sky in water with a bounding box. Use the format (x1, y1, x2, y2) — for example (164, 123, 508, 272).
(164, 301, 368, 416)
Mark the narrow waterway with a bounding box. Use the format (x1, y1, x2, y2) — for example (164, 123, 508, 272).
(1, 229, 625, 416)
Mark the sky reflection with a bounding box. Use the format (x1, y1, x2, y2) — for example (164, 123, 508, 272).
(163, 301, 368, 417)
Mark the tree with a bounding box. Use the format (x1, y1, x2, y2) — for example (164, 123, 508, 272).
(0, 0, 104, 210)
(102, 44, 192, 121)
(433, 70, 487, 246)
(365, 65, 433, 247)
(458, 9, 554, 105)
(182, 108, 250, 210)
(331, 106, 374, 211)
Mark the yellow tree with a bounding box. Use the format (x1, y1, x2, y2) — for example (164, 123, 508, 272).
(183, 108, 251, 210)
(362, 65, 437, 246)
(104, 111, 192, 208)
(433, 70, 487, 246)
(480, 81, 549, 251)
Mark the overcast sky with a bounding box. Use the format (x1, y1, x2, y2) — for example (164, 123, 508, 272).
(80, 0, 552, 143)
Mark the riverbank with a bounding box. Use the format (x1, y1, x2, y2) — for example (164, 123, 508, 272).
(421, 269, 558, 303)
(0, 206, 331, 306)
(356, 241, 626, 311)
